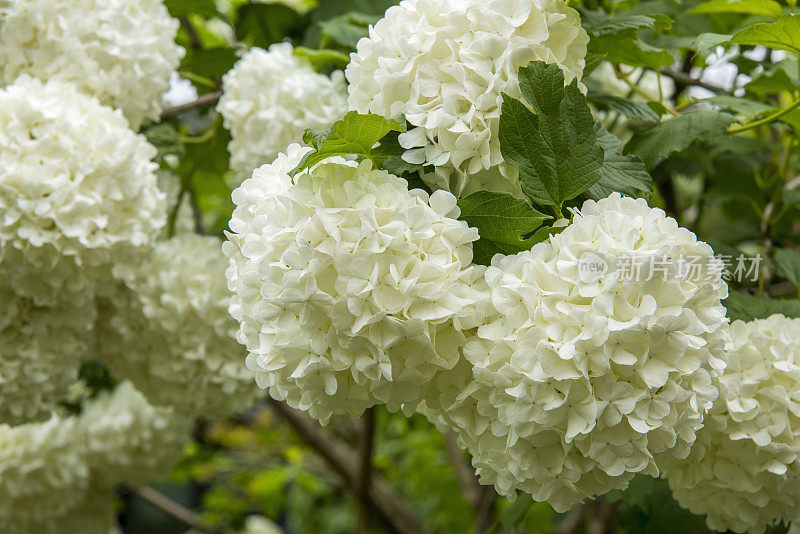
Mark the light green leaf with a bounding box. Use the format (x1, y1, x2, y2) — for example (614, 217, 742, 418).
(296, 112, 404, 171)
(583, 51, 607, 76)
(320, 12, 380, 49)
(689, 0, 782, 18)
(457, 191, 552, 265)
(585, 13, 656, 36)
(625, 111, 735, 168)
(588, 123, 653, 200)
(499, 62, 603, 207)
(589, 30, 675, 69)
(725, 292, 800, 321)
(774, 248, 800, 290)
(589, 92, 661, 123)
(706, 95, 774, 117)
(732, 14, 800, 56)
(294, 47, 351, 70)
(691, 32, 732, 54)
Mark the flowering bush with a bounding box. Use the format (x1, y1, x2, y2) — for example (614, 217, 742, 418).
(2, 0, 800, 532)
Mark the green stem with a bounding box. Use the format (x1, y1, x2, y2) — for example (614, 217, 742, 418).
(727, 97, 800, 134)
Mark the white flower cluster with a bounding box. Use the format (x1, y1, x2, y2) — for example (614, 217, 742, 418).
(0, 76, 166, 306)
(426, 194, 729, 511)
(224, 145, 483, 423)
(218, 43, 348, 180)
(97, 235, 259, 418)
(0, 382, 189, 532)
(346, 0, 589, 196)
(0, 0, 183, 128)
(663, 315, 800, 534)
(0, 287, 92, 425)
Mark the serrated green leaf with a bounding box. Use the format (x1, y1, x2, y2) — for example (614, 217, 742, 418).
(689, 0, 782, 17)
(691, 32, 732, 53)
(296, 112, 403, 171)
(589, 30, 674, 69)
(589, 92, 661, 123)
(625, 111, 735, 168)
(588, 123, 653, 199)
(775, 249, 800, 291)
(457, 191, 552, 265)
(165, 0, 218, 17)
(725, 292, 800, 321)
(294, 47, 351, 70)
(732, 14, 800, 56)
(320, 12, 380, 49)
(499, 62, 603, 207)
(585, 13, 656, 36)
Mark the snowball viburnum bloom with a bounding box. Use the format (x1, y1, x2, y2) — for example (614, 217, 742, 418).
(218, 43, 348, 180)
(0, 76, 166, 306)
(663, 315, 800, 534)
(224, 145, 484, 423)
(0, 0, 183, 128)
(96, 235, 259, 418)
(346, 0, 589, 196)
(426, 193, 729, 512)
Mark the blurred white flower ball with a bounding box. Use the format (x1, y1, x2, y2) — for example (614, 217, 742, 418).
(0, 0, 183, 128)
(218, 43, 348, 180)
(346, 0, 589, 196)
(664, 315, 800, 533)
(97, 235, 259, 418)
(430, 193, 729, 511)
(0, 76, 166, 305)
(224, 144, 484, 423)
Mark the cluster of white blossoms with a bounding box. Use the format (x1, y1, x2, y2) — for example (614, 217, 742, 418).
(224, 145, 484, 423)
(663, 315, 800, 533)
(97, 234, 259, 418)
(425, 193, 729, 511)
(0, 0, 183, 128)
(0, 382, 189, 533)
(346, 0, 589, 196)
(0, 76, 166, 306)
(218, 43, 348, 180)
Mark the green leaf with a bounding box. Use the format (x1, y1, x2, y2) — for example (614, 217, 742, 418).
(691, 32, 732, 54)
(585, 13, 656, 36)
(706, 95, 774, 117)
(725, 292, 800, 321)
(732, 14, 800, 56)
(320, 12, 380, 50)
(689, 0, 782, 18)
(589, 92, 661, 123)
(588, 123, 653, 200)
(499, 62, 603, 207)
(235, 4, 306, 48)
(500, 496, 534, 529)
(457, 191, 552, 265)
(589, 30, 674, 69)
(181, 47, 238, 80)
(583, 51, 607, 76)
(294, 47, 351, 70)
(144, 123, 185, 161)
(774, 248, 800, 290)
(625, 111, 736, 168)
(165, 0, 218, 17)
(296, 112, 404, 171)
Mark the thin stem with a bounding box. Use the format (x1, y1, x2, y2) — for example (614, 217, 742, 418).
(160, 90, 223, 121)
(127, 486, 235, 534)
(727, 97, 800, 134)
(659, 68, 726, 94)
(179, 16, 203, 50)
(615, 65, 678, 115)
(356, 408, 376, 534)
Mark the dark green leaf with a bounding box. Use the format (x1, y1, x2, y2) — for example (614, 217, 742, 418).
(588, 123, 653, 199)
(706, 95, 774, 118)
(625, 111, 735, 168)
(294, 47, 351, 70)
(181, 47, 238, 80)
(296, 112, 404, 171)
(589, 30, 674, 69)
(499, 62, 603, 207)
(235, 4, 305, 48)
(774, 249, 800, 291)
(583, 51, 607, 76)
(165, 0, 218, 17)
(500, 495, 534, 529)
(590, 93, 661, 123)
(725, 292, 800, 321)
(320, 12, 380, 50)
(144, 123, 185, 160)
(585, 13, 656, 36)
(732, 14, 800, 55)
(457, 191, 552, 265)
